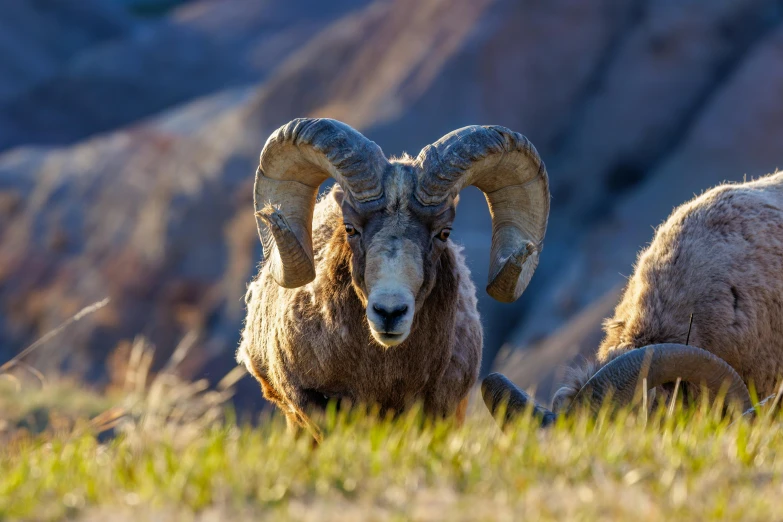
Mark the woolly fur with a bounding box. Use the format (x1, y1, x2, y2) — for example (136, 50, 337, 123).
(238, 186, 482, 430)
(556, 172, 783, 410)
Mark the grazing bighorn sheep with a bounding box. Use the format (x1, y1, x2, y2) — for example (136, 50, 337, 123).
(484, 171, 783, 425)
(238, 118, 549, 435)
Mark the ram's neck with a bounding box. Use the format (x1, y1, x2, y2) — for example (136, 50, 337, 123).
(410, 246, 460, 340)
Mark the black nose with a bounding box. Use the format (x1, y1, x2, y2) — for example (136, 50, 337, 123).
(372, 303, 409, 326)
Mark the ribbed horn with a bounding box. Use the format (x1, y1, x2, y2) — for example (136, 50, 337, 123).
(568, 343, 752, 414)
(414, 126, 549, 302)
(255, 118, 389, 288)
(481, 372, 557, 428)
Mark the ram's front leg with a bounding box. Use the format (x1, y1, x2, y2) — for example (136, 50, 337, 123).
(282, 389, 331, 444)
(283, 410, 322, 444)
(425, 309, 482, 425)
(424, 388, 471, 426)
(454, 396, 469, 426)
(425, 350, 480, 426)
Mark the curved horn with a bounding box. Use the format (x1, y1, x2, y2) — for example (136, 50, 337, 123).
(415, 126, 550, 302)
(255, 118, 389, 288)
(568, 344, 752, 414)
(481, 373, 557, 428)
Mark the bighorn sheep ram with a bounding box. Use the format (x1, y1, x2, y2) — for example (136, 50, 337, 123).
(484, 171, 783, 425)
(238, 118, 550, 436)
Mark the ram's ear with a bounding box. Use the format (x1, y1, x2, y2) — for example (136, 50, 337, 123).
(331, 184, 345, 205)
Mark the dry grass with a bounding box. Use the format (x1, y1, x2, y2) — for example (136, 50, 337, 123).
(0, 370, 782, 521)
(1, 304, 782, 521)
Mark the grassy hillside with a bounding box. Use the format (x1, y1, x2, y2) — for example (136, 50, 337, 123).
(1, 374, 781, 522)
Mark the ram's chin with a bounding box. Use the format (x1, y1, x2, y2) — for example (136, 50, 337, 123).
(370, 329, 410, 348)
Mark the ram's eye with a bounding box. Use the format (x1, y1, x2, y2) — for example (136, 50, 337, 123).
(436, 228, 451, 241)
(344, 224, 358, 237)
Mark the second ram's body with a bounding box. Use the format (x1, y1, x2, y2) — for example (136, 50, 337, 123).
(484, 172, 783, 424)
(553, 171, 783, 408)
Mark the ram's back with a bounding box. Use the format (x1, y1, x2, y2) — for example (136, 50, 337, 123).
(599, 172, 783, 395)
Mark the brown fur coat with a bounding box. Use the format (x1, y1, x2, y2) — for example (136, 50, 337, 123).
(555, 172, 783, 410)
(238, 187, 482, 429)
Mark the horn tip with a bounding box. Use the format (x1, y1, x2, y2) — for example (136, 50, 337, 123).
(272, 268, 316, 289)
(481, 372, 557, 428)
(486, 243, 538, 303)
(481, 373, 512, 408)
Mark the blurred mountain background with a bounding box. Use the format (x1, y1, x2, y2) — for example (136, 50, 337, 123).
(1, 0, 782, 408)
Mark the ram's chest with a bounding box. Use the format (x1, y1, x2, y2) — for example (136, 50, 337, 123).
(282, 331, 452, 411)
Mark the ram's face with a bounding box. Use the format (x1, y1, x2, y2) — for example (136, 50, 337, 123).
(335, 167, 456, 348)
(256, 118, 551, 348)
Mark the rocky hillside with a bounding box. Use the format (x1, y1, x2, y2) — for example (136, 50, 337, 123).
(0, 0, 366, 151)
(0, 0, 132, 102)
(1, 0, 782, 402)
